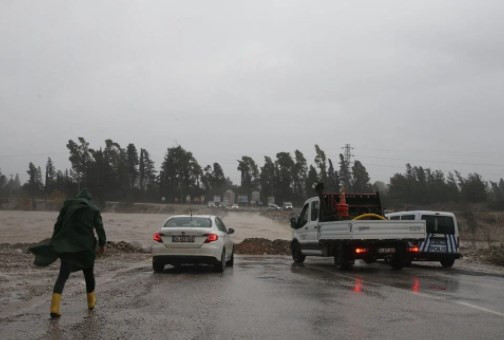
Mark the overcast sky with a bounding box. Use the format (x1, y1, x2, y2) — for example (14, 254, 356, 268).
(1, 0, 504, 185)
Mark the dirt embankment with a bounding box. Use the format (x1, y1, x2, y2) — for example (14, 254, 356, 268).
(0, 237, 292, 257)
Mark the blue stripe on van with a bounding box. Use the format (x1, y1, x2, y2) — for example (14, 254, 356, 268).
(451, 234, 457, 253)
(420, 237, 427, 252)
(445, 234, 450, 253)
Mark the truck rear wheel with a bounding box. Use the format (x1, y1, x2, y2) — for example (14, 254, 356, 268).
(390, 256, 404, 270)
(440, 258, 455, 268)
(334, 246, 354, 270)
(291, 241, 305, 263)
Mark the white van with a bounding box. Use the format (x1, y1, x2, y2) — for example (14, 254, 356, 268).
(385, 211, 461, 268)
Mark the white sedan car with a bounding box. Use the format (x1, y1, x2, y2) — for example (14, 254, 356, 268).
(152, 215, 234, 273)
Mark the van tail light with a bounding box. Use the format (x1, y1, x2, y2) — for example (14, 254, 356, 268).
(408, 246, 420, 253)
(355, 247, 368, 254)
(204, 233, 219, 243)
(153, 232, 163, 243)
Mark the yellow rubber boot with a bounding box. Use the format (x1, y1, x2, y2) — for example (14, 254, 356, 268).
(50, 293, 62, 318)
(87, 292, 96, 310)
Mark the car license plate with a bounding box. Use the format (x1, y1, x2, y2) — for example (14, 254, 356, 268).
(378, 248, 396, 254)
(429, 245, 447, 253)
(172, 236, 195, 242)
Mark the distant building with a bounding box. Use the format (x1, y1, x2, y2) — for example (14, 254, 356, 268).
(251, 191, 260, 204)
(223, 190, 235, 206)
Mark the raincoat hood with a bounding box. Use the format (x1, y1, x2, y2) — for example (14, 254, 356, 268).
(77, 188, 92, 200)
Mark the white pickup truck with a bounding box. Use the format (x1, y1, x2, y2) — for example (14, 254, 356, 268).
(290, 193, 426, 269)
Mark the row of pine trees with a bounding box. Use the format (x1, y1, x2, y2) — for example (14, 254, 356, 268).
(1, 137, 503, 210)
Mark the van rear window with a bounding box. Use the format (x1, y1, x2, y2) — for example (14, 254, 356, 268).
(421, 215, 455, 234)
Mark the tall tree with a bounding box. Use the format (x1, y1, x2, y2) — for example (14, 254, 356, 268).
(158, 145, 201, 203)
(0, 169, 7, 197)
(26, 162, 43, 209)
(45, 157, 56, 194)
(326, 159, 340, 192)
(103, 139, 130, 200)
(66, 137, 93, 188)
(314, 145, 328, 183)
(138, 148, 157, 199)
(339, 153, 351, 191)
(275, 152, 295, 204)
(126, 143, 140, 191)
(489, 179, 504, 210)
(456, 172, 487, 203)
(292, 150, 308, 204)
(305, 165, 319, 197)
(260, 157, 276, 204)
(351, 160, 371, 192)
(446, 172, 460, 202)
(237, 156, 259, 195)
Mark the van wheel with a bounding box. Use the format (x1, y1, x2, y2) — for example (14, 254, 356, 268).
(440, 259, 455, 268)
(291, 241, 305, 263)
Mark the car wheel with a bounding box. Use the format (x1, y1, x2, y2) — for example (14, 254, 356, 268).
(291, 241, 305, 263)
(440, 258, 455, 268)
(214, 250, 226, 273)
(153, 261, 164, 273)
(226, 249, 234, 267)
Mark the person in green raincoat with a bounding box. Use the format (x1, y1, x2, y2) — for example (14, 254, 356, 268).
(30, 188, 106, 318)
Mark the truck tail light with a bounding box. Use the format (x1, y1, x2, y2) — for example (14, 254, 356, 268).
(153, 232, 163, 243)
(408, 246, 420, 253)
(355, 247, 368, 254)
(204, 233, 219, 243)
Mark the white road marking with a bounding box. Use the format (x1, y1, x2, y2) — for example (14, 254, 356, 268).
(307, 265, 504, 318)
(456, 301, 504, 317)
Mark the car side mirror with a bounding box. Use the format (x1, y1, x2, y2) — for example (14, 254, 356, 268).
(290, 217, 298, 229)
(228, 228, 235, 234)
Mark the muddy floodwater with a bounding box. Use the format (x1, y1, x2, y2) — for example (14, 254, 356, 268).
(0, 210, 292, 246)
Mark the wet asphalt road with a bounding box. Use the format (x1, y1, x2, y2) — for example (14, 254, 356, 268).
(1, 256, 504, 340)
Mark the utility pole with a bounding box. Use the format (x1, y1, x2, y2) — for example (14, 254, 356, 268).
(340, 144, 354, 192)
(341, 144, 354, 167)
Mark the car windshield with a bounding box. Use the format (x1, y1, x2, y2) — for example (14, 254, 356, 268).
(421, 215, 455, 234)
(163, 217, 212, 228)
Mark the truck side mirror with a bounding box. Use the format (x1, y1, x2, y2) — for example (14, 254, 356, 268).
(228, 228, 235, 234)
(290, 217, 298, 229)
